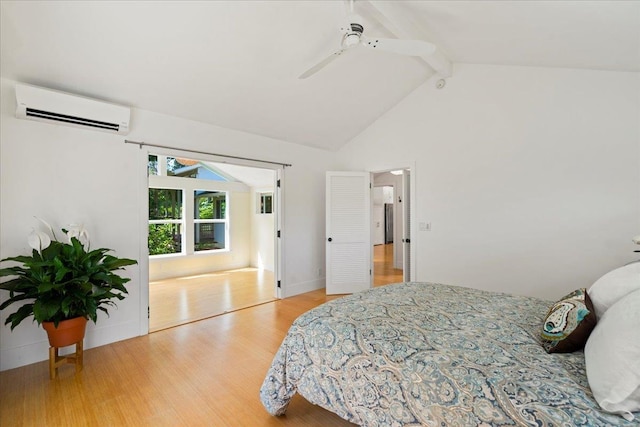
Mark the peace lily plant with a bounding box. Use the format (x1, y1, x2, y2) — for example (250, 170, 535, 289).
(0, 218, 137, 330)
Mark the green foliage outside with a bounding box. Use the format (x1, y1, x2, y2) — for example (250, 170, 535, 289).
(199, 197, 213, 219)
(148, 224, 181, 255)
(149, 188, 182, 255)
(147, 155, 187, 177)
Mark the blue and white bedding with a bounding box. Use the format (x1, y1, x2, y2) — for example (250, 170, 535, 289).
(260, 282, 638, 426)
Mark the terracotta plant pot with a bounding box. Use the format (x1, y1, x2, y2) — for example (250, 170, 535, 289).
(42, 317, 88, 347)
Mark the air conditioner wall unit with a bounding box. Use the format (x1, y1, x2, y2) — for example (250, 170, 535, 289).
(15, 83, 131, 135)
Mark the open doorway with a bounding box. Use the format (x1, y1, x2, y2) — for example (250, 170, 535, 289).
(146, 153, 278, 331)
(373, 170, 408, 287)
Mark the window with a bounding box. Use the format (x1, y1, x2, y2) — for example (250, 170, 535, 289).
(148, 154, 159, 176)
(148, 155, 230, 181)
(258, 192, 273, 214)
(148, 188, 183, 255)
(148, 154, 232, 256)
(194, 190, 227, 251)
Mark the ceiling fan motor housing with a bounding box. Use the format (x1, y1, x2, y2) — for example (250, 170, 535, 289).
(342, 22, 364, 47)
(349, 23, 364, 34)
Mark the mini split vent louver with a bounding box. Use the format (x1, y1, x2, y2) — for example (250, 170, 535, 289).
(15, 84, 131, 135)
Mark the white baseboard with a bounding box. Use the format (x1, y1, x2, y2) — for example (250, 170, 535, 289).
(0, 319, 139, 371)
(281, 277, 325, 298)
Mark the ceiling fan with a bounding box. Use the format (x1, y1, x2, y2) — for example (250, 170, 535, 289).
(299, 0, 436, 79)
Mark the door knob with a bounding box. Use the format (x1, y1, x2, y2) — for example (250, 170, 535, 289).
(328, 237, 332, 242)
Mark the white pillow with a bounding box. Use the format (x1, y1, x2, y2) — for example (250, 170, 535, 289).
(584, 289, 640, 421)
(588, 262, 640, 320)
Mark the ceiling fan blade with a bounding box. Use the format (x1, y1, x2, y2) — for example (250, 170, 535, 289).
(298, 49, 346, 79)
(362, 37, 436, 57)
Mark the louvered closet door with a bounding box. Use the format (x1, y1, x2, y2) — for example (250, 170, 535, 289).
(326, 172, 372, 294)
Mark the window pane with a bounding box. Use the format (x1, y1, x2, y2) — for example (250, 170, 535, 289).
(167, 157, 198, 178)
(149, 154, 233, 181)
(265, 195, 272, 213)
(260, 193, 273, 214)
(148, 155, 158, 176)
(194, 223, 226, 251)
(149, 189, 183, 220)
(194, 191, 226, 219)
(148, 223, 182, 255)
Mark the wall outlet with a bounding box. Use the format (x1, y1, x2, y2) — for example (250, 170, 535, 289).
(317, 268, 322, 277)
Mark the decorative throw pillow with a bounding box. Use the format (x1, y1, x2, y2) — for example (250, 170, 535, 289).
(541, 288, 596, 353)
(585, 289, 640, 421)
(588, 261, 640, 320)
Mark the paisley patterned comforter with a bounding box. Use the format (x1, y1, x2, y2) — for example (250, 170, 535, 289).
(260, 282, 638, 426)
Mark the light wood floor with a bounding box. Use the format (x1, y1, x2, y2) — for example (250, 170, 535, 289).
(150, 244, 402, 332)
(149, 268, 276, 332)
(0, 289, 351, 426)
(374, 243, 404, 286)
(0, 246, 403, 426)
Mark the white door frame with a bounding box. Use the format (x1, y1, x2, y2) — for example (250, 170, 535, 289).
(370, 163, 416, 283)
(275, 168, 284, 299)
(138, 147, 284, 334)
(402, 169, 412, 282)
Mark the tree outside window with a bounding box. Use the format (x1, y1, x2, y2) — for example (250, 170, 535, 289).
(148, 188, 183, 255)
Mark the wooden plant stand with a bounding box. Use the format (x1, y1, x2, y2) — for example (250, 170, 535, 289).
(49, 340, 83, 379)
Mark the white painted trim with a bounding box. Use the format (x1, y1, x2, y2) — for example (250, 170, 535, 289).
(1, 319, 140, 369)
(369, 162, 417, 282)
(139, 145, 284, 329)
(281, 278, 325, 298)
(275, 168, 284, 299)
(148, 175, 250, 193)
(409, 162, 417, 282)
(138, 147, 150, 335)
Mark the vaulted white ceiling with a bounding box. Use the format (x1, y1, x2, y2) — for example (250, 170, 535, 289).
(1, 1, 639, 151)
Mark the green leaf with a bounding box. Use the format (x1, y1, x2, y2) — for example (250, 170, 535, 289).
(6, 303, 35, 330)
(33, 299, 60, 323)
(1, 228, 138, 328)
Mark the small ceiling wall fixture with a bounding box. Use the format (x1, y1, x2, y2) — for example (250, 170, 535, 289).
(390, 170, 403, 175)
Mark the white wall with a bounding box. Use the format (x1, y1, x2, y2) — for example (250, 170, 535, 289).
(372, 187, 385, 245)
(2, 64, 638, 370)
(338, 64, 640, 300)
(0, 77, 336, 370)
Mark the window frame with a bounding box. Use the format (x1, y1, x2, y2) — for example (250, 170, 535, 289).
(193, 190, 229, 253)
(148, 187, 185, 256)
(258, 192, 273, 214)
(148, 176, 234, 258)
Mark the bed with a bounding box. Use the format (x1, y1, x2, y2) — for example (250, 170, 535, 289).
(260, 282, 639, 426)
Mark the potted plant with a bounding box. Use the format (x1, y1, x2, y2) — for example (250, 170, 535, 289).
(0, 219, 137, 347)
